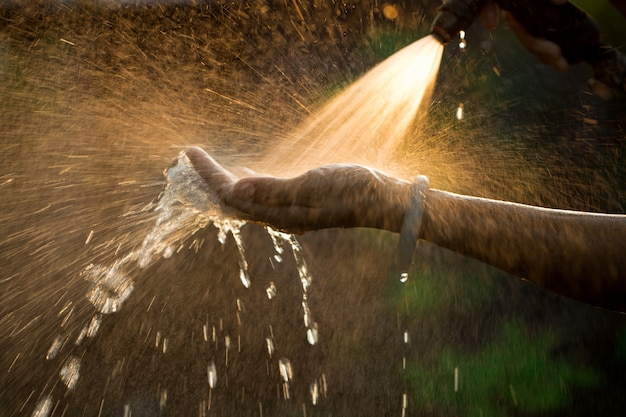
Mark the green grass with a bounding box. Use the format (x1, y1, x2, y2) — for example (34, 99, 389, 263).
(406, 320, 601, 416)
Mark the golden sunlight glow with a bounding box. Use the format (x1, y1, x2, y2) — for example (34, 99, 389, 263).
(263, 35, 444, 176)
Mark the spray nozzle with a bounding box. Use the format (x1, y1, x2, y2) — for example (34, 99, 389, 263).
(430, 0, 488, 45)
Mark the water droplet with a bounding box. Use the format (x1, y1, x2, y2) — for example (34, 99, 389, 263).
(403, 330, 409, 344)
(456, 102, 464, 120)
(82, 264, 134, 314)
(217, 228, 227, 244)
(162, 245, 174, 258)
(310, 381, 319, 405)
(215, 219, 251, 288)
(302, 301, 312, 328)
(306, 324, 319, 345)
(266, 227, 285, 255)
(278, 358, 292, 383)
(266, 282, 277, 299)
(59, 356, 81, 390)
(208, 361, 217, 388)
(46, 335, 64, 360)
(32, 396, 53, 417)
(85, 230, 94, 245)
(239, 268, 251, 288)
(74, 327, 87, 346)
(86, 314, 102, 338)
(459, 30, 467, 50)
(159, 388, 167, 410)
(266, 337, 275, 357)
(288, 234, 312, 291)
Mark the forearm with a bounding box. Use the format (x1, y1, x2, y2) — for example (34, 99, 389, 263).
(420, 189, 626, 311)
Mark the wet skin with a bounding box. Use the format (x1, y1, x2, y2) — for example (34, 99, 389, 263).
(185, 146, 626, 312)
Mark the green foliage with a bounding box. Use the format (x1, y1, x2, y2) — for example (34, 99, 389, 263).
(390, 261, 496, 316)
(406, 321, 601, 416)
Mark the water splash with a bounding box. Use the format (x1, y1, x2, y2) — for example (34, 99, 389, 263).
(35, 149, 325, 414)
(77, 151, 224, 319)
(31, 397, 53, 417)
(215, 219, 250, 288)
(35, 152, 230, 410)
(266, 227, 319, 345)
(59, 356, 81, 390)
(82, 263, 134, 314)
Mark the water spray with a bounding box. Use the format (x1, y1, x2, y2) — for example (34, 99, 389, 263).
(430, 0, 626, 96)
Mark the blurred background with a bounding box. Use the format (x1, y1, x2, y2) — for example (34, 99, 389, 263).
(1, 1, 626, 416)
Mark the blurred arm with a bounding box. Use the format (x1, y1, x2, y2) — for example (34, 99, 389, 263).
(422, 189, 626, 311)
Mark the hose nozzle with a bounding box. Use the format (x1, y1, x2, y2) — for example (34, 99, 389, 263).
(430, 0, 488, 45)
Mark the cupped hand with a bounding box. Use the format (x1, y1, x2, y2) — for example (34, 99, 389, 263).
(184, 147, 411, 233)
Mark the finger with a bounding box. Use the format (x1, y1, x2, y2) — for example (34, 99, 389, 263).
(481, 0, 500, 30)
(184, 147, 237, 197)
(504, 12, 568, 72)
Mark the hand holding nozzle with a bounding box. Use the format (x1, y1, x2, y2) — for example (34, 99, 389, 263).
(498, 0, 569, 73)
(431, 0, 626, 98)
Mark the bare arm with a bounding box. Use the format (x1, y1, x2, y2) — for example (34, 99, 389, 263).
(422, 190, 626, 311)
(184, 147, 626, 312)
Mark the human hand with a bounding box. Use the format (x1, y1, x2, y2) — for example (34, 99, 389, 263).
(183, 147, 411, 233)
(482, 0, 569, 72)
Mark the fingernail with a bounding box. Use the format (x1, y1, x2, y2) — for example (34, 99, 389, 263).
(234, 181, 255, 199)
